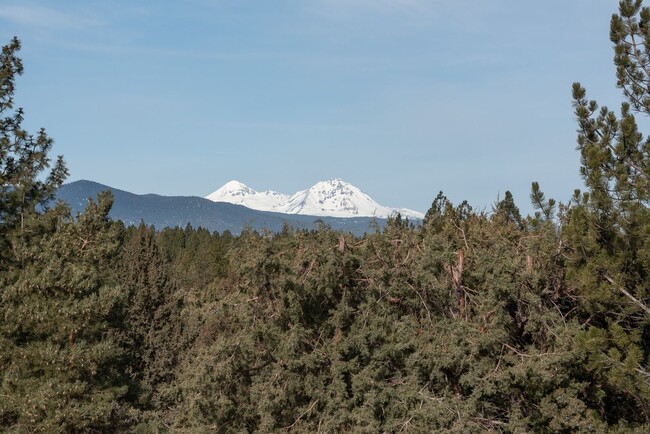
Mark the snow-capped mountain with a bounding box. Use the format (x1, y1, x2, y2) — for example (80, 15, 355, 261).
(205, 179, 425, 219)
(206, 180, 290, 210)
(282, 179, 392, 218)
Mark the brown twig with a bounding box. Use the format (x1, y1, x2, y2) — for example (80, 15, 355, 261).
(603, 274, 650, 316)
(285, 399, 320, 431)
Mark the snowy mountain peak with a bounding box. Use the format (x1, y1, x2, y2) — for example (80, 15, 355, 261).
(206, 181, 289, 209)
(205, 179, 424, 219)
(311, 178, 354, 194)
(206, 180, 256, 202)
(283, 179, 383, 217)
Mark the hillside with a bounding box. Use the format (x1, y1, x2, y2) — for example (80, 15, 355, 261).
(55, 180, 396, 235)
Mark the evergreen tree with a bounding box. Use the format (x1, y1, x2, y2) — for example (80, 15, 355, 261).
(0, 193, 136, 432)
(119, 222, 183, 415)
(0, 37, 67, 265)
(0, 38, 136, 432)
(493, 190, 523, 227)
(550, 0, 650, 424)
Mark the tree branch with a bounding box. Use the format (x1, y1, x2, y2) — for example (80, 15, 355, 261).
(603, 274, 650, 316)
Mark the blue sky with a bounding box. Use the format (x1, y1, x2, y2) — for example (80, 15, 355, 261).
(0, 1, 623, 214)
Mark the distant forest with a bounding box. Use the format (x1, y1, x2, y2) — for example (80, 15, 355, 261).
(2, 2, 650, 433)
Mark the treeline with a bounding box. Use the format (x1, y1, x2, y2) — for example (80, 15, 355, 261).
(3, 1, 650, 432)
(5, 190, 650, 432)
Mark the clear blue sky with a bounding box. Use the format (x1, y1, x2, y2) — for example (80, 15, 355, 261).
(0, 1, 624, 214)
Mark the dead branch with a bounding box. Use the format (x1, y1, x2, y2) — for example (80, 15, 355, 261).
(603, 274, 650, 316)
(285, 398, 320, 431)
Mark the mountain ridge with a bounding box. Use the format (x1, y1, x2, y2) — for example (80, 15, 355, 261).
(205, 178, 424, 219)
(55, 180, 412, 235)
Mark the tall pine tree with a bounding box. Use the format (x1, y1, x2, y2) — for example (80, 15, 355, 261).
(554, 0, 650, 424)
(0, 38, 136, 432)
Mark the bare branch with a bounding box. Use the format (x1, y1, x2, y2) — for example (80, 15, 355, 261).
(603, 274, 650, 316)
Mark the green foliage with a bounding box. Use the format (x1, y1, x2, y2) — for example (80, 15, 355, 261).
(4, 0, 650, 430)
(493, 190, 523, 228)
(0, 38, 136, 432)
(119, 223, 183, 413)
(611, 0, 650, 115)
(538, 0, 650, 426)
(0, 193, 136, 432)
(530, 181, 556, 223)
(0, 38, 67, 232)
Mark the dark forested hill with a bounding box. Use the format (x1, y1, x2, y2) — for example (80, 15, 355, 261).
(55, 180, 393, 234)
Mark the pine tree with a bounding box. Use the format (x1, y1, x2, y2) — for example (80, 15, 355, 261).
(555, 0, 650, 424)
(119, 222, 182, 412)
(493, 190, 523, 227)
(0, 37, 67, 265)
(0, 38, 136, 432)
(0, 193, 137, 432)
